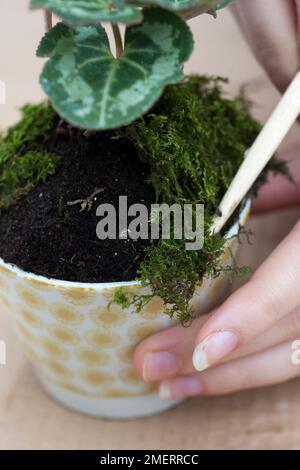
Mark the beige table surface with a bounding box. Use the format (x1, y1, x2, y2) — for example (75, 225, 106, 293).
(0, 0, 300, 450)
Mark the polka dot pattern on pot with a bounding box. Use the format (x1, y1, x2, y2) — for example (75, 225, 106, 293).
(0, 250, 236, 399)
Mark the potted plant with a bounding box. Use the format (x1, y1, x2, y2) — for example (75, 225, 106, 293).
(0, 0, 280, 419)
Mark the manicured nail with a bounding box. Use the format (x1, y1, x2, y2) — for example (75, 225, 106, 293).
(159, 377, 204, 400)
(192, 331, 238, 372)
(142, 351, 179, 382)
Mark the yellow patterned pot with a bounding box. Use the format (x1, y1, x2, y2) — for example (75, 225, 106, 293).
(0, 201, 250, 419)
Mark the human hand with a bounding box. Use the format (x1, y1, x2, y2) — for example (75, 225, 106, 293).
(133, 149, 300, 399)
(230, 0, 300, 93)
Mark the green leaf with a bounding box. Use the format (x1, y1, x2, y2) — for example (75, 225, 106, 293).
(181, 0, 234, 20)
(134, 0, 204, 11)
(31, 0, 234, 24)
(37, 8, 194, 130)
(30, 0, 142, 25)
(36, 22, 73, 57)
(215, 0, 234, 10)
(133, 0, 234, 13)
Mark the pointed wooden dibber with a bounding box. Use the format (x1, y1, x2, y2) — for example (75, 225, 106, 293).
(210, 71, 300, 235)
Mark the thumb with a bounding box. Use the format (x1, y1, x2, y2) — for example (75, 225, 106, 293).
(192, 219, 300, 371)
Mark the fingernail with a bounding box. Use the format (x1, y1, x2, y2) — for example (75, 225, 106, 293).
(192, 331, 238, 372)
(159, 377, 204, 400)
(142, 351, 179, 382)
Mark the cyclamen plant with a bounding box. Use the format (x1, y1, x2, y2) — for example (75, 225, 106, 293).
(1, 0, 271, 325)
(31, 0, 234, 130)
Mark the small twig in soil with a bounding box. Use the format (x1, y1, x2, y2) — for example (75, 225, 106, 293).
(67, 188, 105, 212)
(56, 119, 72, 136)
(122, 253, 141, 275)
(58, 195, 64, 217)
(83, 130, 97, 137)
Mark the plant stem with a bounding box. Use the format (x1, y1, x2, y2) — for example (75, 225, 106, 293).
(44, 9, 52, 32)
(111, 23, 123, 58)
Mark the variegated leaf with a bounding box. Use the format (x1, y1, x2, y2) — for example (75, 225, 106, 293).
(182, 0, 234, 20)
(133, 0, 234, 13)
(37, 9, 194, 130)
(31, 0, 142, 25)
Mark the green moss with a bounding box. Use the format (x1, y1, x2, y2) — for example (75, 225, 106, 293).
(128, 76, 261, 209)
(113, 76, 278, 324)
(0, 103, 59, 210)
(0, 79, 283, 325)
(111, 287, 134, 309)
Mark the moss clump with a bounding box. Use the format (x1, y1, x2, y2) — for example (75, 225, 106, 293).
(0, 78, 282, 325)
(128, 76, 261, 209)
(113, 76, 272, 324)
(0, 103, 59, 210)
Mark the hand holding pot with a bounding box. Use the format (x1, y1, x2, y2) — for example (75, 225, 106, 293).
(132, 0, 300, 400)
(133, 149, 300, 399)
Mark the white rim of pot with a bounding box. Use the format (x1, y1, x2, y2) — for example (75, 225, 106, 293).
(0, 199, 251, 289)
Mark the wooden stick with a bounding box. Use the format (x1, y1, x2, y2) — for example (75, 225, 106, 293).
(210, 70, 300, 235)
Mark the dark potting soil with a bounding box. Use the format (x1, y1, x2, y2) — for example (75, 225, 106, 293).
(0, 128, 156, 282)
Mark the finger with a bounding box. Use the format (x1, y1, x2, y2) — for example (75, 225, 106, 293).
(226, 305, 300, 361)
(252, 149, 300, 214)
(231, 0, 299, 93)
(192, 220, 300, 372)
(159, 339, 300, 399)
(133, 313, 208, 382)
(133, 304, 300, 381)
